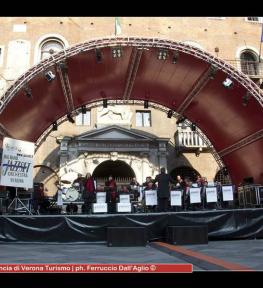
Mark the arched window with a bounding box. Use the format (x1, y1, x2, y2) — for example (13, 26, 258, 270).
(240, 50, 259, 76)
(40, 38, 65, 60)
(214, 169, 232, 185)
(170, 166, 201, 182)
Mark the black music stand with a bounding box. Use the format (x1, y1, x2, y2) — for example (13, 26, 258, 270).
(8, 187, 32, 215)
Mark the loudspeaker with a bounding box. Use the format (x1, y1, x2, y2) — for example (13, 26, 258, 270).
(166, 225, 208, 245)
(107, 227, 147, 247)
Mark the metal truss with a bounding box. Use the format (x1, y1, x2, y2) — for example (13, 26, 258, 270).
(56, 62, 75, 113)
(1, 36, 260, 172)
(218, 129, 263, 157)
(1, 36, 263, 116)
(177, 65, 216, 115)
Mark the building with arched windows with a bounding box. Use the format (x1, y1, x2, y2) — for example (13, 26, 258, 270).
(0, 17, 262, 195)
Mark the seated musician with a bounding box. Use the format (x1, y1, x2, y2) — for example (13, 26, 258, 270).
(129, 177, 140, 201)
(105, 175, 117, 213)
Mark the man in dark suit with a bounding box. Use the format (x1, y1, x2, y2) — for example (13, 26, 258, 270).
(154, 167, 175, 212)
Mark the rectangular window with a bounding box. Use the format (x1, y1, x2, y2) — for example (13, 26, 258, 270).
(76, 111, 91, 126)
(136, 111, 151, 127)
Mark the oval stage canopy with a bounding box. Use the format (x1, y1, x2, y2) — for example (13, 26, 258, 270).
(0, 37, 262, 185)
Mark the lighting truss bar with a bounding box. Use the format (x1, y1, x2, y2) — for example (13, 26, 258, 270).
(123, 48, 143, 100)
(218, 129, 263, 157)
(176, 65, 216, 115)
(57, 61, 75, 114)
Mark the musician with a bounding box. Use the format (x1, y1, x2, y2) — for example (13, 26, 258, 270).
(83, 173, 95, 214)
(143, 176, 156, 189)
(175, 175, 185, 189)
(73, 173, 86, 196)
(153, 167, 175, 212)
(129, 177, 140, 201)
(105, 175, 117, 213)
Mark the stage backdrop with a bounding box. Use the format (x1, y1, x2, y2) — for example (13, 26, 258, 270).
(0, 137, 35, 189)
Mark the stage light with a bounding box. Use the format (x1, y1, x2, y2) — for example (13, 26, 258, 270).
(242, 92, 251, 107)
(95, 48, 102, 63)
(176, 116, 186, 125)
(24, 86, 32, 98)
(52, 121, 58, 131)
(112, 47, 122, 58)
(67, 114, 75, 123)
(191, 123, 196, 131)
(81, 105, 87, 114)
(167, 110, 173, 118)
(157, 49, 168, 60)
(172, 51, 179, 64)
(45, 70, 56, 82)
(144, 100, 149, 109)
(223, 167, 228, 176)
(103, 99, 107, 108)
(222, 77, 233, 89)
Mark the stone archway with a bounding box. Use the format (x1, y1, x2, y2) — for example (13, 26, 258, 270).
(92, 160, 136, 186)
(170, 166, 201, 182)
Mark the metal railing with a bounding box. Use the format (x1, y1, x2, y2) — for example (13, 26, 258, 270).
(175, 130, 208, 148)
(225, 60, 263, 77)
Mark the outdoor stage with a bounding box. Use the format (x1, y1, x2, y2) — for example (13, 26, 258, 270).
(0, 208, 263, 243)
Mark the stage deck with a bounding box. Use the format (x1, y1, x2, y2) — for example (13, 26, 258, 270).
(0, 208, 263, 243)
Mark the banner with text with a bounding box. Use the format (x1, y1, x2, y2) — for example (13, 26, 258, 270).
(0, 137, 35, 189)
(145, 190, 157, 206)
(189, 187, 201, 204)
(170, 190, 182, 206)
(222, 185, 234, 201)
(205, 187, 218, 203)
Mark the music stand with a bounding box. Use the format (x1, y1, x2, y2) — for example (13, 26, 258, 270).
(8, 187, 32, 215)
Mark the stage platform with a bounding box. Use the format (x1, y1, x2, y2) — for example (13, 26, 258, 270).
(0, 208, 263, 243)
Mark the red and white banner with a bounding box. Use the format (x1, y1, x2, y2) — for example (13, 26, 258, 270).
(0, 264, 192, 273)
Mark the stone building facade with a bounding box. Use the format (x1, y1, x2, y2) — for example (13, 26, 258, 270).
(0, 17, 262, 195)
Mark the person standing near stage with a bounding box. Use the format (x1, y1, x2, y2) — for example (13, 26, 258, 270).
(153, 167, 175, 212)
(83, 173, 95, 214)
(105, 175, 117, 213)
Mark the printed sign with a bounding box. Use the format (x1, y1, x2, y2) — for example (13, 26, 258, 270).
(96, 192, 106, 203)
(0, 137, 35, 189)
(119, 194, 130, 203)
(145, 190, 157, 206)
(117, 203, 131, 213)
(206, 187, 217, 203)
(222, 185, 234, 201)
(189, 187, 201, 204)
(92, 203, 107, 213)
(170, 190, 182, 206)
